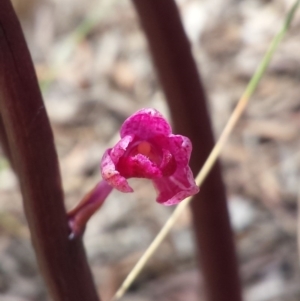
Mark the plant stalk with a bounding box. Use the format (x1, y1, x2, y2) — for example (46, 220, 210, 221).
(131, 1, 242, 301)
(0, 1, 100, 300)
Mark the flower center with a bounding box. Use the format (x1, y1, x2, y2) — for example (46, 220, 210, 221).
(134, 141, 160, 164)
(136, 140, 176, 177)
(116, 139, 177, 179)
(137, 141, 152, 156)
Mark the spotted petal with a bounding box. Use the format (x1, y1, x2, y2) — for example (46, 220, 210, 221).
(101, 135, 134, 192)
(121, 108, 171, 140)
(153, 166, 199, 205)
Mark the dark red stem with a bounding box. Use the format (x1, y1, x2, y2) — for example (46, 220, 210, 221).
(0, 114, 13, 168)
(131, 1, 242, 301)
(0, 1, 100, 301)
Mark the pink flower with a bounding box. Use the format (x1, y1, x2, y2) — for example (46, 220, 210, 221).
(101, 108, 199, 205)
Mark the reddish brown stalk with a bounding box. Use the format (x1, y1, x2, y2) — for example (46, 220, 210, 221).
(131, 1, 242, 301)
(0, 1, 100, 301)
(0, 114, 13, 168)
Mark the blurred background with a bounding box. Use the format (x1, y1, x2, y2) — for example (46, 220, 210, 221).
(1, 0, 300, 300)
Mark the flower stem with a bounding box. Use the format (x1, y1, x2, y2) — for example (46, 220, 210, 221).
(68, 180, 113, 239)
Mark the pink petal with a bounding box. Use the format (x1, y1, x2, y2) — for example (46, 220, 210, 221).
(109, 135, 133, 163)
(168, 135, 193, 168)
(154, 134, 192, 168)
(100, 136, 134, 192)
(117, 154, 162, 179)
(120, 108, 172, 139)
(159, 149, 177, 176)
(153, 166, 199, 206)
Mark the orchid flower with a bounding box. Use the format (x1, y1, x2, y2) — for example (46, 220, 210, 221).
(68, 108, 199, 237)
(101, 108, 199, 205)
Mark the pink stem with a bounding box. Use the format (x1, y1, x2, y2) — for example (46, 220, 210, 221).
(68, 181, 113, 238)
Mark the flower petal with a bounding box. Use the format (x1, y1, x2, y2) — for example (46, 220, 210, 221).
(109, 135, 133, 163)
(153, 166, 199, 205)
(159, 149, 177, 176)
(117, 154, 162, 179)
(120, 108, 172, 139)
(154, 134, 192, 168)
(100, 136, 134, 192)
